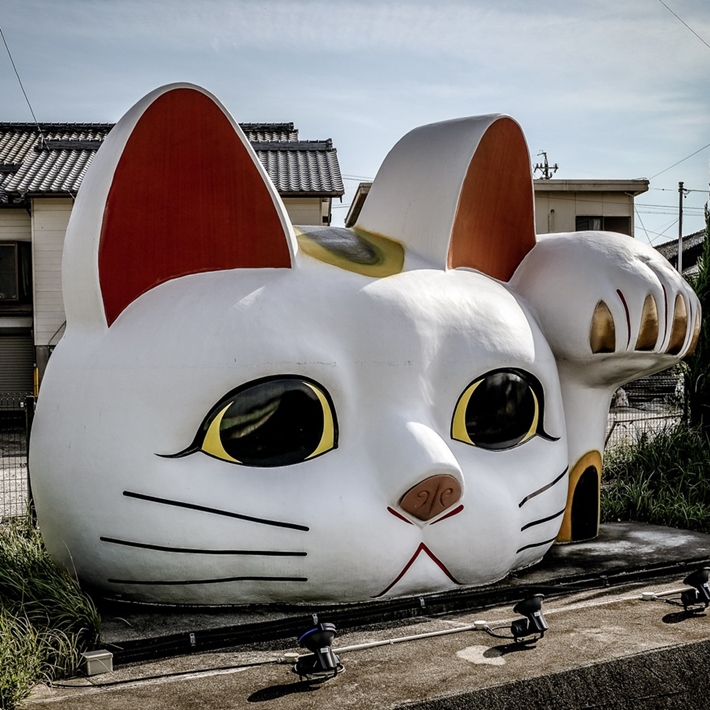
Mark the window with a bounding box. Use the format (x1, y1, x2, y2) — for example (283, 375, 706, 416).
(575, 216, 631, 236)
(0, 243, 32, 302)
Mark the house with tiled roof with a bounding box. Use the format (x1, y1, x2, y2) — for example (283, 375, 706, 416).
(655, 229, 706, 278)
(0, 122, 344, 395)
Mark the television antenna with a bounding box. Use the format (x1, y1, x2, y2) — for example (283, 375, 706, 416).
(534, 151, 558, 180)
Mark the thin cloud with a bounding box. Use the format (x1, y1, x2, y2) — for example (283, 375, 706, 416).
(1, 0, 707, 238)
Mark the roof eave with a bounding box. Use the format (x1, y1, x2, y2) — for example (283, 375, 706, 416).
(18, 191, 76, 199)
(533, 178, 650, 196)
(280, 190, 344, 198)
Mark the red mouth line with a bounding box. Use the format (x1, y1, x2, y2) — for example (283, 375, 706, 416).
(386, 504, 464, 526)
(374, 542, 462, 598)
(431, 504, 464, 524)
(387, 507, 414, 524)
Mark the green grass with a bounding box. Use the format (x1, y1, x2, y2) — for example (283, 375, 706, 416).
(0, 515, 101, 709)
(602, 422, 710, 532)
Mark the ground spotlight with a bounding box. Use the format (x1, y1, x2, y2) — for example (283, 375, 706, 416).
(293, 620, 344, 682)
(483, 593, 549, 644)
(510, 594, 549, 643)
(679, 567, 710, 613)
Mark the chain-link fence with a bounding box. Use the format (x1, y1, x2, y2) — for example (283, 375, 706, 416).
(606, 369, 685, 448)
(0, 393, 33, 521)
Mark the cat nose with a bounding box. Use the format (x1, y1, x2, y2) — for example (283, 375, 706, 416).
(399, 474, 462, 521)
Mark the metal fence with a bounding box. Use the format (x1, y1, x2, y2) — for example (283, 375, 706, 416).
(0, 370, 689, 520)
(0, 393, 33, 521)
(606, 370, 685, 448)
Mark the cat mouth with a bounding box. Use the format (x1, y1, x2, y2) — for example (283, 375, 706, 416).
(377, 467, 570, 596)
(386, 504, 464, 526)
(377, 503, 464, 597)
(374, 542, 461, 597)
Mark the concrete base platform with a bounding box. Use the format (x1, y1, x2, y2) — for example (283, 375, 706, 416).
(97, 522, 710, 663)
(24, 522, 710, 709)
(26, 579, 710, 709)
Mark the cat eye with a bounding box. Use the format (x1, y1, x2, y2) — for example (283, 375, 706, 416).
(451, 369, 553, 451)
(171, 376, 338, 467)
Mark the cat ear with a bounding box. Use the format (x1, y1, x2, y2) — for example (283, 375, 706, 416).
(355, 115, 536, 281)
(62, 84, 295, 329)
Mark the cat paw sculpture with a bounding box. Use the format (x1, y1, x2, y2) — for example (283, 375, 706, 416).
(29, 84, 700, 605)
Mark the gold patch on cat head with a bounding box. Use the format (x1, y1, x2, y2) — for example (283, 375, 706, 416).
(590, 300, 616, 354)
(666, 294, 688, 355)
(295, 226, 404, 277)
(634, 294, 659, 351)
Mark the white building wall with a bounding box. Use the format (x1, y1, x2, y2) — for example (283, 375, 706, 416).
(282, 197, 328, 226)
(31, 198, 72, 349)
(0, 209, 31, 242)
(535, 192, 635, 234)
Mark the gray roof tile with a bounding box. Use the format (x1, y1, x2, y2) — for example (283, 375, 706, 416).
(253, 140, 344, 195)
(240, 123, 298, 142)
(655, 229, 705, 276)
(655, 229, 705, 259)
(0, 121, 343, 201)
(0, 124, 111, 201)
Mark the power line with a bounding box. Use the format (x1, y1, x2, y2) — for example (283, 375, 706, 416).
(657, 0, 710, 52)
(637, 211, 704, 217)
(650, 141, 710, 179)
(637, 202, 705, 211)
(649, 187, 709, 193)
(634, 204, 652, 245)
(0, 24, 43, 135)
(0, 23, 79, 200)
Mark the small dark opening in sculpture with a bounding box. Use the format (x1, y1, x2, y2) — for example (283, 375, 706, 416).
(571, 466, 599, 541)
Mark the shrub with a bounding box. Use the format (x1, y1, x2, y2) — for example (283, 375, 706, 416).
(602, 423, 710, 532)
(685, 206, 710, 430)
(0, 516, 101, 709)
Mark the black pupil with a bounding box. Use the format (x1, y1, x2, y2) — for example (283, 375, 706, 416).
(465, 372, 536, 450)
(211, 380, 324, 467)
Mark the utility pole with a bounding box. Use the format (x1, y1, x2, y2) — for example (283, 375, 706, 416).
(678, 181, 688, 275)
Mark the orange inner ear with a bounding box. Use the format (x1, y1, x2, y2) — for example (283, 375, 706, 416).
(99, 88, 291, 326)
(448, 117, 536, 281)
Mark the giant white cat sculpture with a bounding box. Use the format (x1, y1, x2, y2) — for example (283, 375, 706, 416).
(29, 84, 699, 605)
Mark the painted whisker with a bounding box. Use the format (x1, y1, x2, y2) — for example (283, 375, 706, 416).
(516, 536, 558, 554)
(108, 576, 308, 586)
(518, 467, 568, 508)
(123, 491, 309, 531)
(99, 537, 307, 556)
(520, 509, 565, 532)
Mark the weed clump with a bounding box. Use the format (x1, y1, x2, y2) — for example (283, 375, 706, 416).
(602, 423, 710, 532)
(0, 516, 100, 709)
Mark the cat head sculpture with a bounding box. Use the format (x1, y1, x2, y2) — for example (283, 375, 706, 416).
(29, 84, 700, 605)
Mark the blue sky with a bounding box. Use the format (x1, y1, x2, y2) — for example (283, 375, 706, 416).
(1, 0, 708, 243)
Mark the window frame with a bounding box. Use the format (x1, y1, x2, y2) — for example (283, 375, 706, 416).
(0, 242, 32, 303)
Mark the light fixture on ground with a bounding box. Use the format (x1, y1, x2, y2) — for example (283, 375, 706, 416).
(658, 566, 710, 613)
(679, 567, 710, 613)
(510, 594, 549, 642)
(482, 593, 549, 644)
(293, 620, 344, 682)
